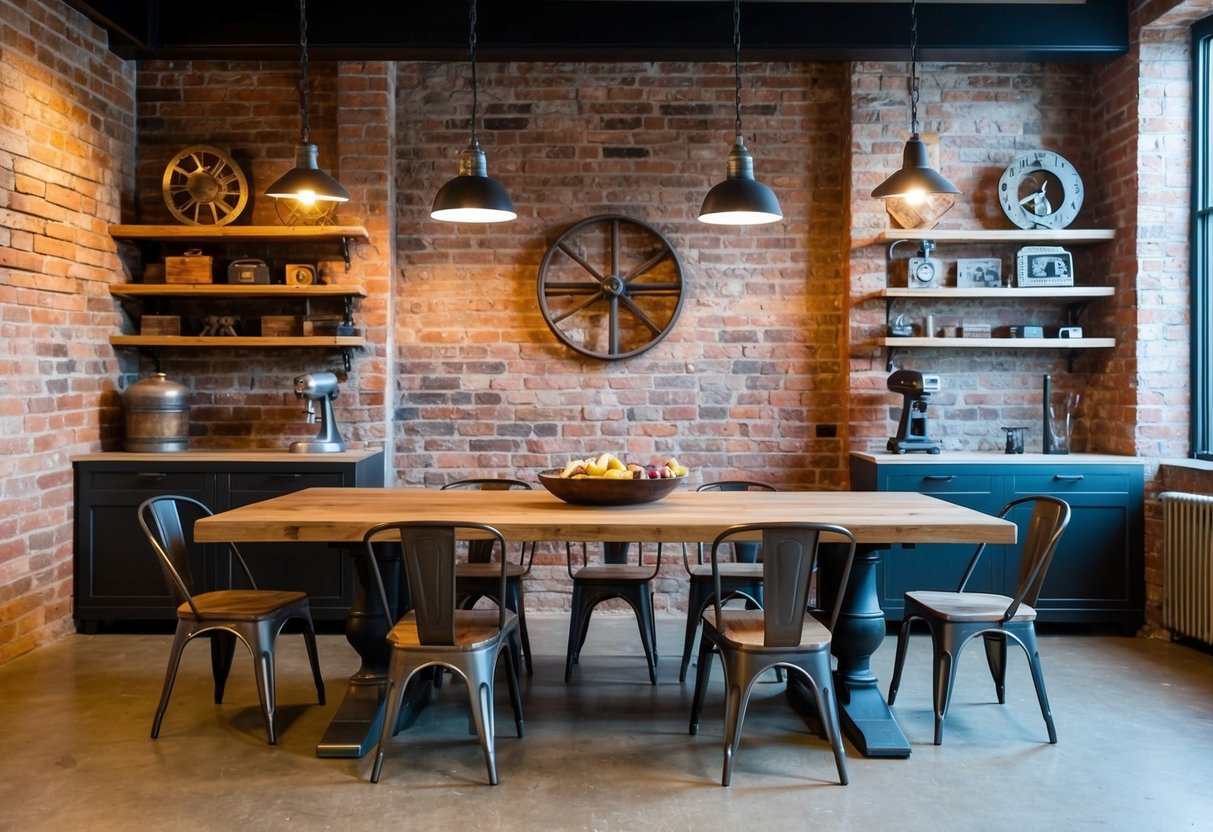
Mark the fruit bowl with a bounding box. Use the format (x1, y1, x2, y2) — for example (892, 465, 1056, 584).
(537, 470, 684, 506)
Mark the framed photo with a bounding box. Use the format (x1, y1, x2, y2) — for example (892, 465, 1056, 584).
(956, 258, 1002, 288)
(1016, 246, 1074, 287)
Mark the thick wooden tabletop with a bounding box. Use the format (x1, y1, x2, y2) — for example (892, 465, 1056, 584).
(194, 487, 1016, 546)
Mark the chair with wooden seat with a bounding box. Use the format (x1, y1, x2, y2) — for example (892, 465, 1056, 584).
(886, 495, 1071, 746)
(689, 521, 856, 786)
(441, 478, 537, 675)
(361, 521, 524, 785)
(679, 480, 776, 682)
(137, 495, 325, 745)
(565, 540, 662, 685)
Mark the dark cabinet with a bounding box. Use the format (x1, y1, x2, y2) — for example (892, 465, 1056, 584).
(73, 451, 384, 631)
(850, 452, 1144, 630)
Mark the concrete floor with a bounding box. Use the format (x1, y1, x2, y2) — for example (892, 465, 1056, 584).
(1, 615, 1211, 832)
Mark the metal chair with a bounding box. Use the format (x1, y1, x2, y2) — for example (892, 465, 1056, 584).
(442, 478, 537, 675)
(564, 540, 662, 684)
(137, 495, 325, 745)
(689, 522, 856, 786)
(679, 480, 776, 682)
(361, 521, 524, 785)
(887, 495, 1072, 745)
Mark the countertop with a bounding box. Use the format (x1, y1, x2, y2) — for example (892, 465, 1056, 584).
(71, 449, 383, 463)
(850, 451, 1145, 466)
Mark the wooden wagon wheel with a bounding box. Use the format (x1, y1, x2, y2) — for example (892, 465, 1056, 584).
(537, 214, 685, 361)
(161, 145, 249, 226)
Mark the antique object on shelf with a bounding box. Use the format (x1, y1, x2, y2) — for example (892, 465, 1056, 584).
(199, 315, 239, 337)
(906, 239, 940, 288)
(261, 315, 306, 337)
(1009, 325, 1045, 339)
(960, 323, 991, 338)
(1017, 246, 1074, 287)
(121, 372, 190, 453)
(1001, 426, 1028, 454)
(998, 149, 1084, 230)
(537, 214, 685, 360)
(228, 258, 270, 285)
(161, 145, 249, 226)
(886, 369, 942, 454)
(139, 315, 181, 336)
(164, 249, 213, 283)
(285, 263, 316, 286)
(956, 257, 1001, 288)
(290, 372, 347, 453)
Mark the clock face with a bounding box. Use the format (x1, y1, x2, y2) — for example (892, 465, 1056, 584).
(998, 150, 1084, 230)
(907, 256, 940, 288)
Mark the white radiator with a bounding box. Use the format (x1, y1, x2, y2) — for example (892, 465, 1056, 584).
(1161, 491, 1213, 645)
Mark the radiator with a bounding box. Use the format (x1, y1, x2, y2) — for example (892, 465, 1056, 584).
(1161, 492, 1213, 645)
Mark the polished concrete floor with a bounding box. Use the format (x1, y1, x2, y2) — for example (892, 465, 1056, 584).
(1, 615, 1211, 831)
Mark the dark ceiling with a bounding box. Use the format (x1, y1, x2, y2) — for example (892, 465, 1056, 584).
(65, 0, 1128, 63)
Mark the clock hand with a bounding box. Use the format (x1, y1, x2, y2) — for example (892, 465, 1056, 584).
(1019, 190, 1045, 207)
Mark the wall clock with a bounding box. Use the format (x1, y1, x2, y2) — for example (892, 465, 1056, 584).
(537, 214, 684, 361)
(161, 145, 249, 226)
(998, 150, 1084, 230)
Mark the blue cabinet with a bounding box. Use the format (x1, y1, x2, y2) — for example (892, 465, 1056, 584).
(850, 453, 1144, 630)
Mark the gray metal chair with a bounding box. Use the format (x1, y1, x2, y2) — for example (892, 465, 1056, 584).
(887, 495, 1072, 745)
(361, 521, 524, 785)
(689, 522, 856, 786)
(137, 495, 325, 745)
(565, 540, 662, 684)
(442, 478, 536, 675)
(679, 480, 776, 682)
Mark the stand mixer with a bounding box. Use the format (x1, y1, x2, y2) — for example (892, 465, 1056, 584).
(886, 369, 942, 454)
(289, 372, 347, 453)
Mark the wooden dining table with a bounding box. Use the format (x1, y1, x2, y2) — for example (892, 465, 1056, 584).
(194, 486, 1016, 759)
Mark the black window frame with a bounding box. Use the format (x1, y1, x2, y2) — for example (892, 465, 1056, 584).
(1192, 16, 1213, 460)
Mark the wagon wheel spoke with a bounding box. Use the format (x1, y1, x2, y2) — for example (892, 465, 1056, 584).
(617, 294, 663, 337)
(550, 289, 606, 324)
(622, 249, 671, 282)
(557, 242, 607, 282)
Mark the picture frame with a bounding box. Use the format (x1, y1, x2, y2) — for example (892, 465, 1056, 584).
(1016, 246, 1074, 287)
(956, 258, 1002, 288)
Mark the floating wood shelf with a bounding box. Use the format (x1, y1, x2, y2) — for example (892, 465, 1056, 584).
(108, 225, 369, 242)
(876, 228, 1115, 245)
(874, 287, 1115, 301)
(109, 284, 364, 300)
(110, 335, 365, 348)
(875, 336, 1115, 349)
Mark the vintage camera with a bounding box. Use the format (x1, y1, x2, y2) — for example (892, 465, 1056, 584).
(1058, 326, 1084, 339)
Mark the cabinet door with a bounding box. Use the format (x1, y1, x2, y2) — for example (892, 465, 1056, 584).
(220, 470, 357, 620)
(1006, 468, 1143, 626)
(74, 468, 214, 626)
(878, 470, 1005, 619)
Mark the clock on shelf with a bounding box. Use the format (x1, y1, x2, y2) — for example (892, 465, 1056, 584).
(998, 150, 1084, 230)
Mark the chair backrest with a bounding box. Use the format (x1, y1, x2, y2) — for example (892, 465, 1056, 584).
(362, 521, 509, 644)
(957, 495, 1071, 620)
(690, 481, 777, 567)
(708, 522, 857, 646)
(138, 495, 255, 618)
(441, 478, 532, 564)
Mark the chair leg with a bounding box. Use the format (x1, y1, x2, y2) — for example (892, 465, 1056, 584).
(370, 653, 412, 784)
(689, 631, 714, 735)
(464, 650, 500, 785)
(500, 639, 525, 739)
(151, 624, 192, 739)
(250, 621, 278, 745)
(301, 615, 326, 706)
(931, 634, 961, 746)
(511, 580, 533, 676)
(565, 584, 587, 682)
(799, 653, 849, 786)
(718, 648, 759, 787)
(1020, 626, 1058, 743)
(633, 585, 658, 685)
(983, 632, 1008, 704)
(886, 614, 915, 706)
(209, 630, 237, 704)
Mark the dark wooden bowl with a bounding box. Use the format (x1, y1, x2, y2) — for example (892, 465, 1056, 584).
(537, 470, 684, 506)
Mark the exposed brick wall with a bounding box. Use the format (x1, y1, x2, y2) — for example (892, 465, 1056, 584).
(0, 0, 134, 662)
(393, 60, 850, 612)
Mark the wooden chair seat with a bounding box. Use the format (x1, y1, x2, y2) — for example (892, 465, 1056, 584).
(906, 590, 1038, 622)
(457, 562, 528, 579)
(702, 608, 831, 651)
(182, 589, 309, 621)
(687, 563, 764, 580)
(388, 609, 519, 652)
(571, 564, 655, 582)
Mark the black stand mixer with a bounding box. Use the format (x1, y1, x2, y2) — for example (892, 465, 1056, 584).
(886, 369, 942, 454)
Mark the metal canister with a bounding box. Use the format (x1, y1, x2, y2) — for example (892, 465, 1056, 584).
(122, 373, 190, 452)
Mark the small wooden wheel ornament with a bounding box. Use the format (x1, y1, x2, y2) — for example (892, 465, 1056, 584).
(537, 214, 685, 360)
(161, 145, 249, 226)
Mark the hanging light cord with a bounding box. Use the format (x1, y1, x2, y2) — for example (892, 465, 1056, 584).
(469, 0, 480, 146)
(908, 0, 920, 136)
(732, 0, 742, 137)
(297, 0, 311, 144)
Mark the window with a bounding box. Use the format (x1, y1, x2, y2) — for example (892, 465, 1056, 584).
(1192, 16, 1213, 459)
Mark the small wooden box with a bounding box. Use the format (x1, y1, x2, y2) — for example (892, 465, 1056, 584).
(961, 324, 992, 339)
(139, 315, 181, 336)
(260, 315, 303, 337)
(164, 256, 213, 284)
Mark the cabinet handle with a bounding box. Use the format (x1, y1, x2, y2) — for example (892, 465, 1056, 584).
(1053, 474, 1085, 482)
(270, 473, 303, 480)
(136, 472, 167, 481)
(922, 475, 955, 482)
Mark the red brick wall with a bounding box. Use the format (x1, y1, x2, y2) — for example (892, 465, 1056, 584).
(0, 0, 134, 662)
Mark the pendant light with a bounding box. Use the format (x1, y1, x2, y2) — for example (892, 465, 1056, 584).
(265, 0, 350, 207)
(431, 0, 516, 223)
(871, 0, 959, 203)
(698, 0, 782, 226)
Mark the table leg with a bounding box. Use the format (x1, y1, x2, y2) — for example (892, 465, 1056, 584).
(790, 543, 911, 758)
(316, 545, 432, 759)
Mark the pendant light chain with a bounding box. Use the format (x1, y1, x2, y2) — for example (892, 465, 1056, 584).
(732, 0, 742, 137)
(298, 0, 311, 144)
(469, 0, 479, 146)
(908, 0, 920, 135)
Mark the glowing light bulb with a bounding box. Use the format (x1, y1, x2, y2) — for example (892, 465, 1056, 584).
(905, 188, 926, 207)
